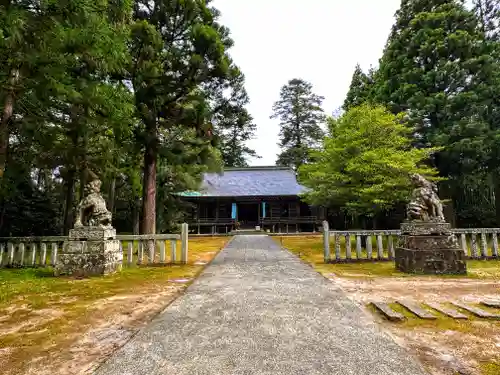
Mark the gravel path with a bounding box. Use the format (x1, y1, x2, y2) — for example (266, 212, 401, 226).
(94, 235, 428, 375)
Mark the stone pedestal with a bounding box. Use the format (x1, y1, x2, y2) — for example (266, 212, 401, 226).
(54, 227, 123, 277)
(395, 221, 467, 275)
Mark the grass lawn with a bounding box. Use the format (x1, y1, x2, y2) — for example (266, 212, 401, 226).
(278, 235, 500, 279)
(0, 236, 228, 375)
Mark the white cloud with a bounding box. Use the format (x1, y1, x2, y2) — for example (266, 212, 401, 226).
(213, 0, 401, 166)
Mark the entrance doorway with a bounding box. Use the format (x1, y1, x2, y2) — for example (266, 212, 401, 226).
(237, 203, 259, 228)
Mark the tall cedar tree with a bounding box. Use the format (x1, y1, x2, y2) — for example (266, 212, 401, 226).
(343, 64, 374, 111)
(35, 0, 133, 234)
(211, 70, 259, 167)
(216, 109, 259, 167)
(472, 0, 500, 224)
(271, 78, 325, 171)
(0, 0, 133, 234)
(374, 0, 495, 179)
(131, 0, 233, 234)
(0, 0, 41, 178)
(473, 0, 500, 40)
(299, 104, 441, 216)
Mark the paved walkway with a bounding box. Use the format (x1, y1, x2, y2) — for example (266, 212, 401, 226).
(94, 235, 427, 375)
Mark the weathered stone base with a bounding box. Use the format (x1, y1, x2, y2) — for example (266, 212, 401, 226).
(400, 221, 451, 236)
(395, 247, 467, 275)
(399, 234, 459, 250)
(55, 227, 122, 277)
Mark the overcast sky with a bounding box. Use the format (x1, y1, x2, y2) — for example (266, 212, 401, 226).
(213, 0, 402, 166)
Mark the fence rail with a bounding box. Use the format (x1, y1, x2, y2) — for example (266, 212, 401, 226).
(322, 221, 500, 263)
(0, 223, 189, 269)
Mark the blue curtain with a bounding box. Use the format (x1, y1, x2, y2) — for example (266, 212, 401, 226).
(231, 203, 237, 219)
(262, 202, 266, 218)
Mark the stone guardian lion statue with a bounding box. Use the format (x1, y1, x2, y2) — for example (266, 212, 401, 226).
(406, 173, 445, 222)
(74, 178, 113, 228)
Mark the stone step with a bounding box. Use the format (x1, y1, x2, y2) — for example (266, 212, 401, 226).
(425, 302, 468, 319)
(397, 300, 437, 319)
(451, 302, 500, 319)
(481, 300, 500, 309)
(371, 302, 405, 321)
(229, 230, 266, 235)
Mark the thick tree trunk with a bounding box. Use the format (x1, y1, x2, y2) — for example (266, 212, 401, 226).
(107, 177, 116, 214)
(64, 127, 80, 235)
(494, 179, 500, 227)
(79, 168, 87, 201)
(439, 181, 457, 227)
(63, 169, 76, 235)
(0, 69, 19, 178)
(44, 169, 52, 191)
(78, 129, 89, 200)
(37, 169, 44, 188)
(133, 197, 141, 235)
(0, 198, 6, 236)
(141, 128, 157, 234)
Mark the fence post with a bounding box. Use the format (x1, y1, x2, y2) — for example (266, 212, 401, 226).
(181, 223, 188, 264)
(51, 243, 58, 266)
(171, 240, 177, 263)
(127, 242, 133, 266)
(323, 221, 330, 263)
(493, 233, 499, 257)
(8, 242, 14, 266)
(40, 243, 47, 266)
(159, 240, 166, 264)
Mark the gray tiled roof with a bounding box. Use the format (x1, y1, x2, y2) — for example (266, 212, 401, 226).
(179, 167, 308, 197)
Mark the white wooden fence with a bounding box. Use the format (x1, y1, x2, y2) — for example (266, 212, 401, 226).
(0, 223, 189, 268)
(322, 221, 500, 263)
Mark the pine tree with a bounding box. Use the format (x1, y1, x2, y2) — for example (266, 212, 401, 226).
(0, 0, 42, 178)
(0, 0, 134, 234)
(374, 0, 494, 177)
(473, 0, 500, 40)
(472, 0, 500, 225)
(271, 78, 325, 170)
(216, 110, 258, 167)
(211, 69, 259, 167)
(343, 64, 374, 111)
(33, 0, 133, 233)
(131, 0, 234, 234)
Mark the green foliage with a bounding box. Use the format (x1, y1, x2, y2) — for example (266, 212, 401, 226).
(210, 69, 259, 167)
(0, 0, 250, 235)
(299, 105, 441, 215)
(374, 0, 494, 175)
(343, 64, 375, 111)
(130, 0, 235, 234)
(473, 0, 500, 40)
(0, 0, 135, 235)
(360, 0, 500, 226)
(271, 78, 325, 170)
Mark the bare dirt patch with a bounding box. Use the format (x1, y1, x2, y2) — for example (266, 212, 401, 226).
(332, 275, 500, 375)
(281, 235, 500, 374)
(0, 308, 64, 336)
(0, 236, 228, 375)
(333, 276, 500, 304)
(24, 286, 183, 375)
